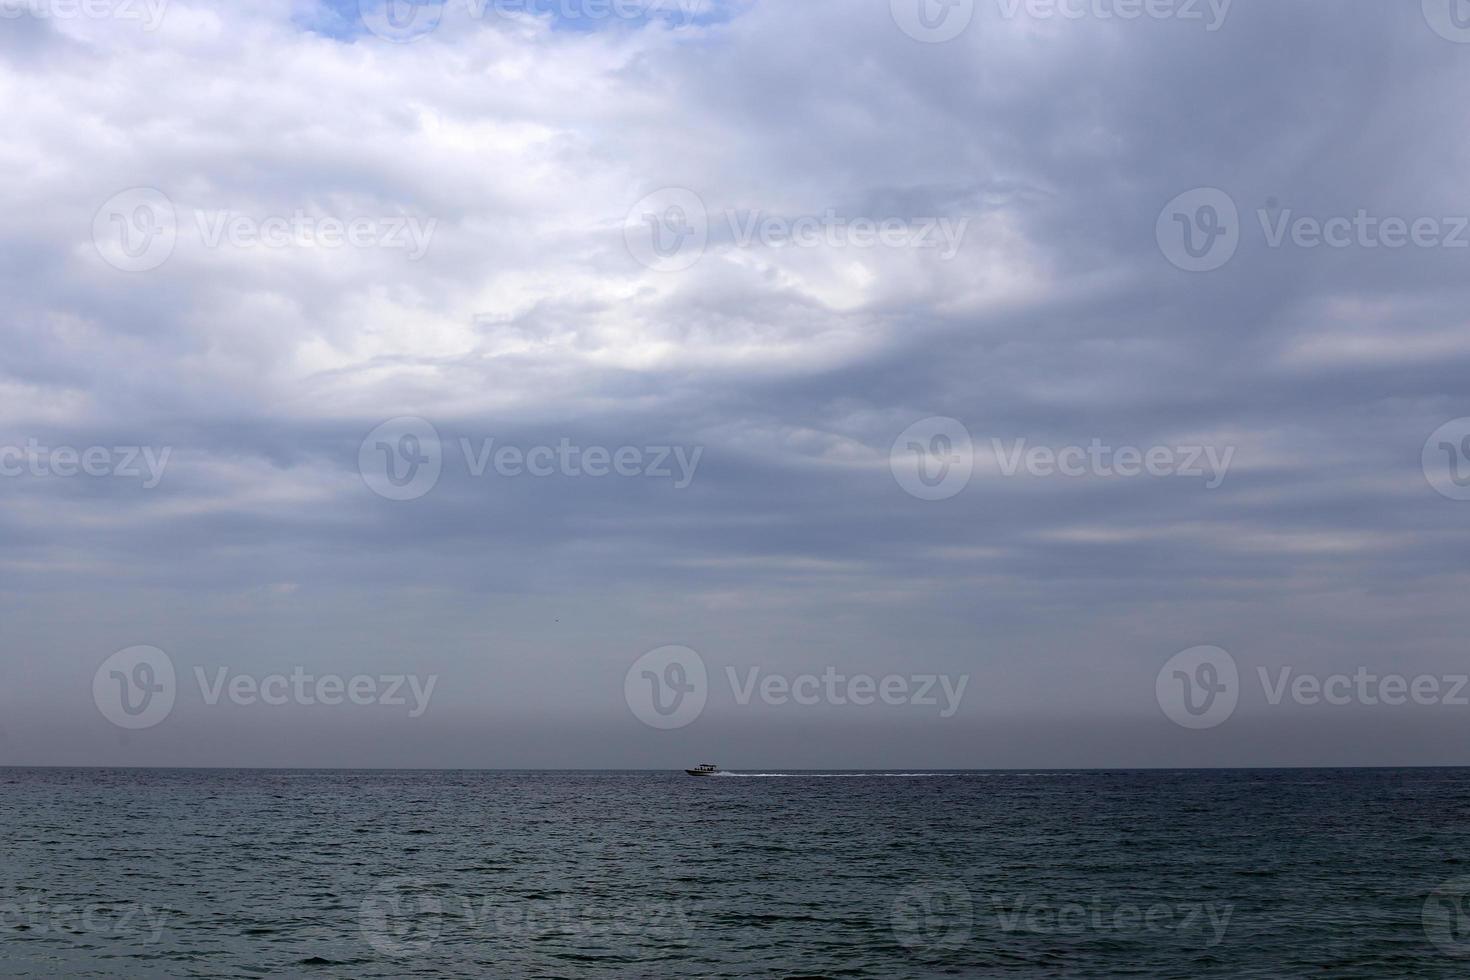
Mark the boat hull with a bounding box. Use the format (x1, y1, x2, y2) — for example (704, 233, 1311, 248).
(685, 768, 720, 776)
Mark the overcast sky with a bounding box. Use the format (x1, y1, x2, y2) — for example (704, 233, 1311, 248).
(3, 0, 1470, 769)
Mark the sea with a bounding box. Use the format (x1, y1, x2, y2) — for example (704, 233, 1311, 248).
(2, 767, 1469, 977)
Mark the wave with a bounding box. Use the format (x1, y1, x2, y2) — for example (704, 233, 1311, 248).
(714, 771, 963, 778)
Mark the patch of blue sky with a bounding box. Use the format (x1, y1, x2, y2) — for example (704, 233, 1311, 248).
(301, 0, 740, 42)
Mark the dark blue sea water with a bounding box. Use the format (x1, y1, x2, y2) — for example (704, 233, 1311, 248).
(3, 767, 1470, 977)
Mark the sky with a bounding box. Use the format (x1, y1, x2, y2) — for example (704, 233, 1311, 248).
(3, 0, 1470, 769)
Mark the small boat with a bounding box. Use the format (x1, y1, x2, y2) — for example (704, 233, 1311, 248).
(684, 763, 721, 776)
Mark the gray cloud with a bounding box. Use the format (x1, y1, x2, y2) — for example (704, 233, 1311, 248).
(2, 0, 1469, 767)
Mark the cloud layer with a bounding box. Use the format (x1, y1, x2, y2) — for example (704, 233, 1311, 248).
(4, 0, 1470, 767)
